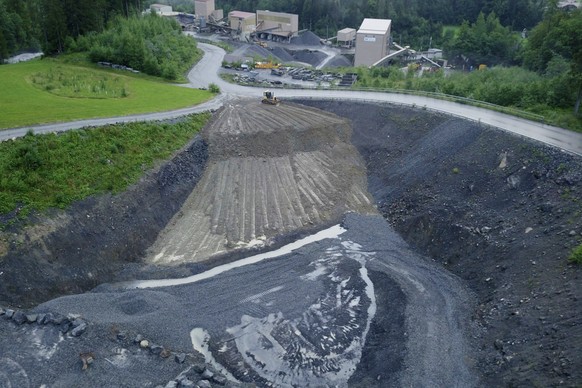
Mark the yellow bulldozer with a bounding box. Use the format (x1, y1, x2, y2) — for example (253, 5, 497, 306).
(262, 90, 279, 105)
(255, 61, 280, 69)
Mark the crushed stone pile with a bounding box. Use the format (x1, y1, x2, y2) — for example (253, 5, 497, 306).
(271, 47, 295, 62)
(290, 49, 328, 66)
(325, 55, 353, 68)
(290, 31, 322, 46)
(242, 45, 273, 59)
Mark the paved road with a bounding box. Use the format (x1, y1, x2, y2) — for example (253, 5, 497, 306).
(2, 43, 581, 157)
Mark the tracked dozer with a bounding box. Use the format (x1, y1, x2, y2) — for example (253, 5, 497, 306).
(262, 90, 280, 105)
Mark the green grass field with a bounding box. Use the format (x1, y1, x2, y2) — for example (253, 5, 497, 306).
(0, 113, 210, 218)
(0, 58, 213, 129)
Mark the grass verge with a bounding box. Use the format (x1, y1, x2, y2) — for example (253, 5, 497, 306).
(0, 58, 213, 129)
(570, 243, 582, 264)
(0, 113, 210, 222)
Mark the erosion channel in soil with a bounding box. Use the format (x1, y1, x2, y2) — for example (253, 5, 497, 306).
(0, 99, 580, 387)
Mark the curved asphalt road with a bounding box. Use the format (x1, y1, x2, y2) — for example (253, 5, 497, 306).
(2, 43, 581, 156)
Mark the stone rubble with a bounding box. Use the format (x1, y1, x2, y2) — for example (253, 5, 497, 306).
(0, 304, 238, 386)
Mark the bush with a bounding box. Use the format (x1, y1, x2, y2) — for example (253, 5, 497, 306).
(569, 243, 582, 264)
(209, 83, 220, 94)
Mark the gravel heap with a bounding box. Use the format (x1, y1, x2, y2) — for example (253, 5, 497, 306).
(290, 49, 328, 66)
(290, 31, 322, 46)
(325, 55, 353, 68)
(270, 47, 295, 62)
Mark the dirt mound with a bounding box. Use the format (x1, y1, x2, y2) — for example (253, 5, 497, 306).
(145, 100, 375, 264)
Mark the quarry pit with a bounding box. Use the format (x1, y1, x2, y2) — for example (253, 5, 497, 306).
(0, 100, 580, 387)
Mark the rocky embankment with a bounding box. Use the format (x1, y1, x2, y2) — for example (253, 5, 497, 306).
(0, 135, 209, 307)
(298, 99, 582, 387)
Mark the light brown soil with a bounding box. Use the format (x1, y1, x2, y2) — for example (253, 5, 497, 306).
(146, 100, 376, 264)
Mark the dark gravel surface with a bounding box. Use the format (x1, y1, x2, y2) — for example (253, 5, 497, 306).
(290, 31, 323, 46)
(296, 99, 582, 387)
(0, 213, 477, 388)
(1, 100, 580, 387)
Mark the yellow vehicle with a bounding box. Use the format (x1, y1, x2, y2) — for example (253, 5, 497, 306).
(255, 61, 280, 69)
(262, 90, 279, 105)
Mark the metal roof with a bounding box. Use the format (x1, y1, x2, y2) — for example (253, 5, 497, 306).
(229, 11, 255, 19)
(357, 18, 391, 35)
(338, 28, 356, 34)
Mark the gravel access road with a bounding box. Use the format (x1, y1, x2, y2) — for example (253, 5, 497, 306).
(2, 43, 581, 157)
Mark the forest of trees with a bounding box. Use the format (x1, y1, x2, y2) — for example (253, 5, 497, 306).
(71, 14, 200, 80)
(522, 4, 582, 114)
(0, 0, 548, 61)
(0, 0, 145, 59)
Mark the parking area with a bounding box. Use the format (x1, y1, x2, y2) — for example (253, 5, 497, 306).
(222, 66, 355, 88)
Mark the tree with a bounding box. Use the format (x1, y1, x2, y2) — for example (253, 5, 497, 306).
(523, 7, 582, 115)
(41, 0, 68, 53)
(0, 28, 8, 61)
(445, 12, 517, 67)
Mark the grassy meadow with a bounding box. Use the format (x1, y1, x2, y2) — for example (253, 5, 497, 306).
(0, 58, 213, 129)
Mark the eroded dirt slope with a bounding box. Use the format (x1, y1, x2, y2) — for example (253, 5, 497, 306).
(146, 100, 375, 264)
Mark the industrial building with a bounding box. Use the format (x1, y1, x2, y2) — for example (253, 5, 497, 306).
(150, 4, 173, 14)
(256, 10, 298, 40)
(195, 0, 222, 21)
(337, 28, 356, 47)
(194, 0, 213, 18)
(228, 11, 256, 33)
(354, 18, 391, 67)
